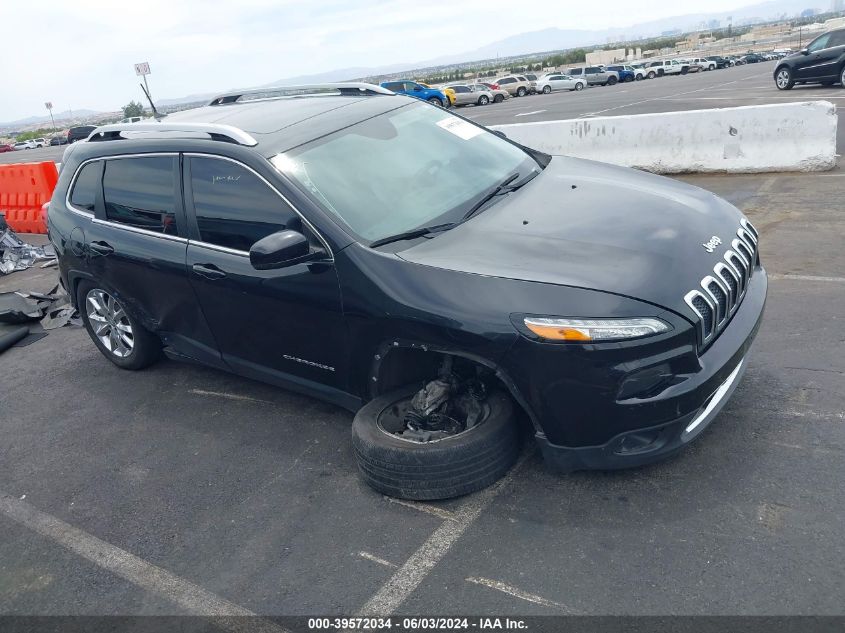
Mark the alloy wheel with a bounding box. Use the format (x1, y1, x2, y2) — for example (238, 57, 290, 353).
(86, 289, 134, 358)
(776, 69, 792, 90)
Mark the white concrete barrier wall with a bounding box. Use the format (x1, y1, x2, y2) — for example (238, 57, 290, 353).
(491, 101, 838, 174)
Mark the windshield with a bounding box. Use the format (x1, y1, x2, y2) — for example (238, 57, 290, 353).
(271, 102, 538, 242)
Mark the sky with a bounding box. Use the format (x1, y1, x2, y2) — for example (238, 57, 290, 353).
(1, 0, 767, 123)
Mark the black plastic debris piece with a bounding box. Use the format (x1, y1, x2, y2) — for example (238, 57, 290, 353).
(0, 325, 29, 354)
(0, 285, 79, 330)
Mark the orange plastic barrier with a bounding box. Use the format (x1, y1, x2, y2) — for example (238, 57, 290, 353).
(0, 162, 59, 234)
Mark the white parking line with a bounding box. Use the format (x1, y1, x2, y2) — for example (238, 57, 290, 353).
(384, 496, 458, 522)
(0, 493, 288, 633)
(189, 388, 275, 404)
(769, 274, 845, 283)
(356, 451, 532, 616)
(359, 551, 399, 568)
(514, 110, 546, 117)
(465, 577, 574, 613)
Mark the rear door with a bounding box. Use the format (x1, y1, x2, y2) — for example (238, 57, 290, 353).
(84, 154, 222, 367)
(451, 85, 472, 105)
(183, 154, 350, 397)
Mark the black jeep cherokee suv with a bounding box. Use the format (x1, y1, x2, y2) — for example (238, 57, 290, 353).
(49, 83, 766, 500)
(774, 27, 845, 89)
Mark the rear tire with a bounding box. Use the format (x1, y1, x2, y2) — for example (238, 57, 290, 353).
(775, 67, 794, 90)
(841, 66, 845, 87)
(647, 71, 656, 79)
(542, 85, 551, 94)
(624, 75, 634, 82)
(352, 386, 521, 500)
(607, 76, 618, 85)
(516, 87, 527, 97)
(477, 95, 489, 105)
(77, 280, 160, 370)
(574, 82, 584, 91)
(493, 94, 504, 103)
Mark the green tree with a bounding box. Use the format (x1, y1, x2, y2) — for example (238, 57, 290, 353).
(122, 100, 145, 118)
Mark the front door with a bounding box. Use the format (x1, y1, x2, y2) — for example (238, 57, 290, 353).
(183, 154, 351, 403)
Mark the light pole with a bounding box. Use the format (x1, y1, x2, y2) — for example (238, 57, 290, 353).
(44, 101, 56, 134)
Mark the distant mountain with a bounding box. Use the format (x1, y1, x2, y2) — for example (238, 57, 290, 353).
(423, 0, 823, 63)
(0, 109, 102, 128)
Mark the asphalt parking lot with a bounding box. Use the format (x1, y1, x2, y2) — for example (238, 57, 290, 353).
(2, 164, 844, 619)
(1, 62, 844, 622)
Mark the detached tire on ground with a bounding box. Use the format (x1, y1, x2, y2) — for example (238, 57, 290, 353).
(352, 385, 521, 500)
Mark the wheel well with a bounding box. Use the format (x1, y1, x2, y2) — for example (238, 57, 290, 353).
(370, 345, 541, 433)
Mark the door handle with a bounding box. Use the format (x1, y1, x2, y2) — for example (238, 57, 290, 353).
(192, 263, 227, 280)
(89, 240, 114, 256)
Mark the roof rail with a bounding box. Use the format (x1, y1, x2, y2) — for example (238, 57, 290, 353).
(208, 82, 393, 106)
(85, 123, 258, 147)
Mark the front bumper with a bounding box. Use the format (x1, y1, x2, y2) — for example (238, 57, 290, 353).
(512, 267, 767, 472)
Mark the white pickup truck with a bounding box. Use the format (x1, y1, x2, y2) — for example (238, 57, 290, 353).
(644, 60, 686, 77)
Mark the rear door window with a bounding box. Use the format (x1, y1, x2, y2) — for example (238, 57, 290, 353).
(102, 156, 178, 235)
(188, 157, 300, 252)
(69, 161, 102, 213)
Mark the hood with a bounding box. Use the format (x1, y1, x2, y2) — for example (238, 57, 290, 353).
(398, 156, 747, 317)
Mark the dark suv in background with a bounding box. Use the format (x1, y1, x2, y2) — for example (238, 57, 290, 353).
(50, 83, 766, 500)
(67, 125, 97, 143)
(774, 27, 845, 89)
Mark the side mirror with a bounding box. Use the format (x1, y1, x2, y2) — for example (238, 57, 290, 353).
(801, 48, 809, 55)
(491, 130, 507, 139)
(250, 230, 314, 270)
(413, 85, 422, 91)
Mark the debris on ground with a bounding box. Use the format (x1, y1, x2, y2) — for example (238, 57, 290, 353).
(0, 285, 79, 347)
(0, 215, 56, 275)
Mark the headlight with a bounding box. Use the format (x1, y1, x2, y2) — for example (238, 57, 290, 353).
(523, 317, 671, 342)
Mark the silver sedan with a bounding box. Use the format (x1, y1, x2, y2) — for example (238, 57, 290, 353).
(535, 73, 587, 93)
(446, 84, 495, 106)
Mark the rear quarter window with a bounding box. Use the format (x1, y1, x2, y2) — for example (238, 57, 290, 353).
(69, 161, 102, 212)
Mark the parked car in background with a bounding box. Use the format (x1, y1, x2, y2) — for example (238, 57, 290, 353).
(568, 66, 618, 86)
(13, 140, 36, 150)
(774, 27, 845, 90)
(677, 59, 701, 73)
(380, 80, 449, 107)
(67, 125, 97, 143)
(606, 65, 638, 82)
(32, 137, 47, 148)
(419, 82, 456, 107)
(706, 56, 730, 68)
(646, 60, 684, 77)
(445, 84, 494, 106)
(0, 143, 14, 153)
(535, 73, 587, 93)
(742, 53, 765, 64)
(494, 75, 533, 97)
(50, 136, 68, 146)
(690, 57, 717, 71)
(476, 82, 511, 103)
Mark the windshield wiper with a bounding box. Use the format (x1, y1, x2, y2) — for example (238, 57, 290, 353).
(369, 222, 456, 248)
(460, 172, 521, 222)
